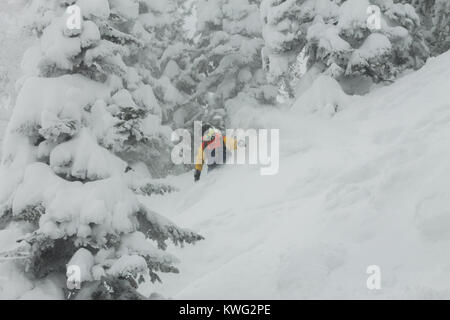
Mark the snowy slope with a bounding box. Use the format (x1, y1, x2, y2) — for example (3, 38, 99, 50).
(140, 51, 450, 299)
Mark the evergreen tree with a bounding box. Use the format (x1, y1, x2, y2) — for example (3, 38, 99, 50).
(339, 0, 429, 82)
(261, 0, 430, 90)
(397, 0, 449, 55)
(133, 0, 195, 120)
(187, 0, 277, 129)
(260, 0, 340, 97)
(131, 0, 200, 175)
(0, 0, 202, 300)
(431, 0, 450, 54)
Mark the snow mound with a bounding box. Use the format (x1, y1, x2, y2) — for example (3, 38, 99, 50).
(291, 75, 350, 115)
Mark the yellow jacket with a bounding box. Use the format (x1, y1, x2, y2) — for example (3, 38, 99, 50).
(195, 135, 237, 171)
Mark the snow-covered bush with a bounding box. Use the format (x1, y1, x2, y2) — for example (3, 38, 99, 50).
(0, 0, 203, 300)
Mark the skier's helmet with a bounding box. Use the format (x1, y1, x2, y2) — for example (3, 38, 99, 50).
(202, 123, 212, 135)
(202, 123, 221, 142)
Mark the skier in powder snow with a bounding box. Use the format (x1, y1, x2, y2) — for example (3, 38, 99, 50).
(194, 124, 238, 182)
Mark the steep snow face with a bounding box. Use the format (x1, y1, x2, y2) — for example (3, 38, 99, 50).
(140, 51, 450, 299)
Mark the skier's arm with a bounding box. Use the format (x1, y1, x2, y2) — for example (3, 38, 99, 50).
(224, 136, 238, 150)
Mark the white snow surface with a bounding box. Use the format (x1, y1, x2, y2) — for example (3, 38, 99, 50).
(139, 51, 450, 299)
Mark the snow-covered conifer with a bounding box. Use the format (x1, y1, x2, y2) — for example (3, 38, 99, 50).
(261, 0, 430, 89)
(260, 0, 339, 96)
(397, 0, 449, 55)
(0, 0, 202, 300)
(188, 0, 277, 129)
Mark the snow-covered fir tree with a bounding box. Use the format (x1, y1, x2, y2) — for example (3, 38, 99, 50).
(431, 0, 450, 54)
(261, 0, 430, 92)
(260, 0, 338, 97)
(131, 0, 203, 175)
(133, 0, 195, 124)
(0, 0, 202, 300)
(397, 0, 450, 56)
(335, 0, 429, 82)
(186, 0, 277, 129)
